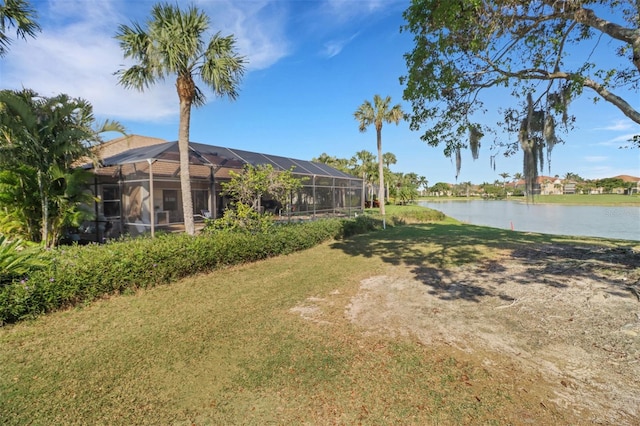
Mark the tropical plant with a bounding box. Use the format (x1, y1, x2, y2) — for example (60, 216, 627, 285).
(354, 95, 404, 216)
(382, 152, 397, 201)
(312, 153, 352, 174)
(0, 89, 123, 247)
(499, 172, 511, 187)
(402, 0, 639, 194)
(0, 0, 40, 57)
(417, 176, 428, 196)
(115, 3, 246, 235)
(350, 150, 377, 208)
(0, 166, 39, 240)
(0, 234, 46, 285)
(395, 172, 419, 205)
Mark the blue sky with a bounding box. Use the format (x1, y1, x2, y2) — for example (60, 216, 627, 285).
(2, 0, 639, 184)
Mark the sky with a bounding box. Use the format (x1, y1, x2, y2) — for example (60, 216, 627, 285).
(1, 0, 639, 184)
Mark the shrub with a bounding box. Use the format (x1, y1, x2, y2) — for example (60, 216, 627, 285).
(0, 217, 377, 325)
(202, 203, 274, 234)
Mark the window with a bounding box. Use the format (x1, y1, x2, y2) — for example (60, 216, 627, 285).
(102, 186, 120, 218)
(192, 190, 208, 215)
(163, 190, 178, 211)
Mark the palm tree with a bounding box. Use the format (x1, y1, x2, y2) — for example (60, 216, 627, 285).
(0, 89, 123, 247)
(417, 176, 428, 196)
(382, 152, 397, 201)
(0, 0, 40, 57)
(499, 172, 510, 186)
(115, 3, 245, 235)
(354, 95, 403, 217)
(350, 150, 376, 209)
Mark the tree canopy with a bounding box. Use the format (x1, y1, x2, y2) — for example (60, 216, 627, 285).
(402, 0, 639, 192)
(0, 89, 123, 246)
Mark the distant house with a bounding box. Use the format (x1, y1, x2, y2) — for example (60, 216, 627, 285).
(536, 176, 563, 195)
(514, 176, 571, 195)
(563, 181, 576, 194)
(79, 135, 363, 241)
(614, 175, 640, 195)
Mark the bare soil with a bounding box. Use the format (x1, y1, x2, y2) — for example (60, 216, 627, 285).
(294, 245, 640, 424)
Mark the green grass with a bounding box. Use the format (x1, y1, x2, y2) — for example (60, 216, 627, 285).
(524, 193, 640, 205)
(1, 216, 635, 424)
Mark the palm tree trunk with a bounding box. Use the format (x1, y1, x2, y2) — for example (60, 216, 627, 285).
(179, 98, 195, 235)
(37, 170, 50, 247)
(376, 129, 385, 216)
(361, 173, 366, 210)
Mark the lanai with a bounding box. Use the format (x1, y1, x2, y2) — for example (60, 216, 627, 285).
(83, 138, 363, 240)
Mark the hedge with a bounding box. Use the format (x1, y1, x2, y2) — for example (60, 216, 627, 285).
(0, 216, 382, 325)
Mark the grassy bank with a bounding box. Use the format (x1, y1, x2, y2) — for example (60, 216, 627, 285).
(1, 218, 636, 424)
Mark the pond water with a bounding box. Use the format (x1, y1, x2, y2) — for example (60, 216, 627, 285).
(418, 200, 640, 241)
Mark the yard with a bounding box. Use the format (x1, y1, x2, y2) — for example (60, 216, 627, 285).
(1, 219, 639, 424)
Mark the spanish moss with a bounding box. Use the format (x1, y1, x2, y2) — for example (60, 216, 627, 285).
(469, 125, 482, 160)
(543, 114, 557, 174)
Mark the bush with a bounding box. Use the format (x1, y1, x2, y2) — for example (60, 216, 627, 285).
(0, 217, 375, 325)
(202, 203, 275, 234)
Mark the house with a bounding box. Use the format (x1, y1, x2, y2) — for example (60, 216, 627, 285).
(512, 176, 572, 195)
(537, 176, 563, 195)
(80, 135, 363, 241)
(562, 181, 576, 194)
(613, 175, 640, 195)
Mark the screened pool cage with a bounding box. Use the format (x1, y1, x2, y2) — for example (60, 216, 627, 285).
(80, 141, 363, 242)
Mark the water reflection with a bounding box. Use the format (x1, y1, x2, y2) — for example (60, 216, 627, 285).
(418, 200, 640, 241)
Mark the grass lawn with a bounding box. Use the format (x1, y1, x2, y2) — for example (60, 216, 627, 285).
(523, 194, 640, 205)
(1, 218, 637, 424)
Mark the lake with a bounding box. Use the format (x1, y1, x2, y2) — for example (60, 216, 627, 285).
(418, 200, 640, 241)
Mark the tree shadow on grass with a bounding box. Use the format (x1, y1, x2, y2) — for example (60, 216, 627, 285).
(330, 222, 640, 303)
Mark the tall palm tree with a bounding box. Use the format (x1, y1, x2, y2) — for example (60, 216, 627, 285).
(499, 172, 510, 188)
(354, 95, 403, 217)
(417, 176, 428, 196)
(115, 3, 245, 235)
(0, 0, 40, 57)
(0, 89, 123, 247)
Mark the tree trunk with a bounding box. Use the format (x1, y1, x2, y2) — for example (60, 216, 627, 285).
(37, 170, 50, 247)
(178, 92, 195, 236)
(361, 173, 366, 210)
(376, 128, 385, 216)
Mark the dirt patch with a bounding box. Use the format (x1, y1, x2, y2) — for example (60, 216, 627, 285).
(294, 245, 640, 424)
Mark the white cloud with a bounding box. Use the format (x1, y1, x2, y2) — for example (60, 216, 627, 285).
(578, 165, 639, 180)
(594, 133, 638, 147)
(196, 0, 290, 71)
(321, 32, 359, 58)
(593, 119, 638, 132)
(584, 156, 608, 163)
(2, 0, 291, 121)
(324, 0, 389, 21)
